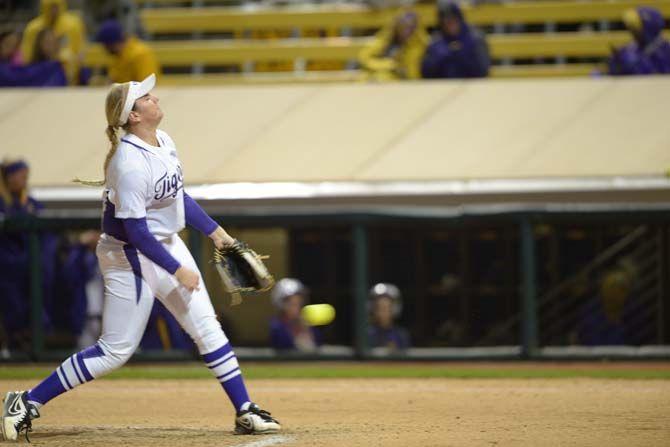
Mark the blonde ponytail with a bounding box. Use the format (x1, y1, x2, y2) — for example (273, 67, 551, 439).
(74, 83, 130, 186)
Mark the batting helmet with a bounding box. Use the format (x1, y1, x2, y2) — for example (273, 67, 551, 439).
(271, 278, 309, 309)
(368, 283, 403, 318)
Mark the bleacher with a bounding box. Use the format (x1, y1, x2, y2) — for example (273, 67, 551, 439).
(137, 1, 670, 32)
(78, 0, 670, 84)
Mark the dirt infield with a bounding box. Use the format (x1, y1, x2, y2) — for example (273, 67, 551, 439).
(1, 378, 669, 447)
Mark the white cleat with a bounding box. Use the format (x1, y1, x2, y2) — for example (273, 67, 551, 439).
(234, 403, 281, 435)
(1, 391, 40, 442)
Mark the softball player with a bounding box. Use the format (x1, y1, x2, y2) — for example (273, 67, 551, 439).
(1, 74, 280, 441)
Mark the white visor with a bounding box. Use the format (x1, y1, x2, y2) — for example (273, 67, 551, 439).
(118, 73, 156, 126)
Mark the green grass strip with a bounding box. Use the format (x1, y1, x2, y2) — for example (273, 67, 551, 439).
(0, 363, 669, 380)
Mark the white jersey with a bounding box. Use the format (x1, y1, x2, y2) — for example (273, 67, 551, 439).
(102, 129, 185, 241)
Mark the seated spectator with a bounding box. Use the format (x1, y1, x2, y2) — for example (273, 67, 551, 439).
(421, 1, 489, 79)
(578, 262, 636, 346)
(82, 0, 144, 40)
(269, 278, 320, 352)
(21, 0, 85, 85)
(0, 160, 48, 350)
(0, 29, 23, 65)
(609, 7, 670, 76)
(0, 159, 41, 219)
(96, 19, 161, 84)
(0, 27, 70, 87)
(358, 11, 429, 81)
(368, 283, 410, 350)
(57, 230, 104, 349)
(30, 27, 66, 84)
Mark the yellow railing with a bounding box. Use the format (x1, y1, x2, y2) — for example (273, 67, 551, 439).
(139, 0, 670, 33)
(85, 31, 651, 67)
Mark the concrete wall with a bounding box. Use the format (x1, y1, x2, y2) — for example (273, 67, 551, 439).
(2, 77, 669, 187)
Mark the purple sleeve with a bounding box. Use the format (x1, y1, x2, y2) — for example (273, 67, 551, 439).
(184, 193, 218, 236)
(0, 61, 66, 87)
(122, 218, 181, 274)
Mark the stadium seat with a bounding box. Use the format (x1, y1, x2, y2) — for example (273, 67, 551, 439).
(138, 1, 670, 34)
(84, 32, 661, 67)
(79, 0, 670, 81)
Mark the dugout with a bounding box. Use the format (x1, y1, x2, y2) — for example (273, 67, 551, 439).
(3, 201, 670, 361)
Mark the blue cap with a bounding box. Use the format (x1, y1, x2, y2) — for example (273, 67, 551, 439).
(2, 160, 28, 176)
(96, 19, 124, 45)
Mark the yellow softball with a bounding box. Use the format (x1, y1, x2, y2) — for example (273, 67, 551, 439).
(301, 304, 336, 326)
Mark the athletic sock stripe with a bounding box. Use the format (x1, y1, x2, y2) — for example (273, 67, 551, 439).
(57, 366, 72, 390)
(208, 351, 235, 370)
(217, 367, 241, 382)
(55, 367, 70, 391)
(70, 356, 84, 385)
(76, 352, 94, 382)
(210, 357, 239, 377)
(203, 343, 232, 365)
(62, 361, 80, 387)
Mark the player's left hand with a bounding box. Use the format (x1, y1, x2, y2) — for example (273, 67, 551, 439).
(210, 226, 235, 249)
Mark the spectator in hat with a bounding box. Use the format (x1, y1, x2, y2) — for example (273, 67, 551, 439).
(368, 283, 410, 351)
(609, 7, 670, 75)
(269, 278, 321, 352)
(20, 0, 85, 84)
(0, 159, 56, 350)
(421, 1, 489, 79)
(358, 10, 429, 81)
(82, 0, 144, 41)
(96, 19, 160, 84)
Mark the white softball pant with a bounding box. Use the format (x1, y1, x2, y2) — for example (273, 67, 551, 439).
(83, 233, 228, 377)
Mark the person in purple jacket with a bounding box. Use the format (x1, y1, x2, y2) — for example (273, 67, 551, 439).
(368, 283, 410, 351)
(609, 7, 670, 76)
(0, 28, 67, 87)
(421, 1, 490, 79)
(58, 231, 102, 345)
(0, 159, 55, 351)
